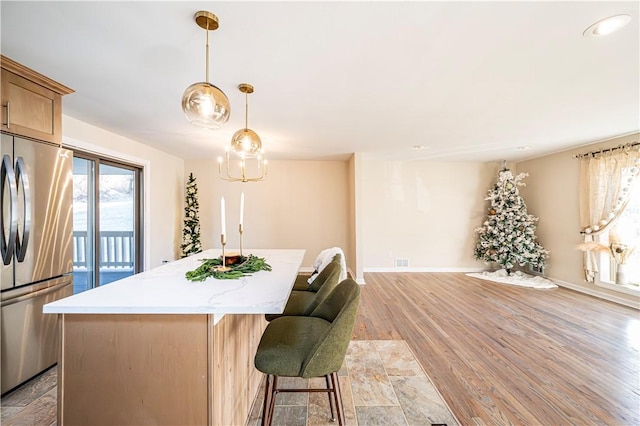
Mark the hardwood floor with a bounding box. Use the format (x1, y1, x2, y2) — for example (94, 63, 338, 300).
(352, 273, 639, 426)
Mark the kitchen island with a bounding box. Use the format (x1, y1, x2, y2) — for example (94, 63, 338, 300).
(43, 249, 305, 426)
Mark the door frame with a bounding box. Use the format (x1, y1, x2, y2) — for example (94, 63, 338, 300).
(64, 136, 150, 271)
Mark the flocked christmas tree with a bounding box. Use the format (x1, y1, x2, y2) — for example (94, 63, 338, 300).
(474, 165, 549, 274)
(180, 173, 202, 258)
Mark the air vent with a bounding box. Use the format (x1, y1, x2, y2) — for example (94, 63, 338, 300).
(395, 258, 409, 268)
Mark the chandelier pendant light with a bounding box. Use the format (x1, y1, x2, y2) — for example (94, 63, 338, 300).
(181, 11, 230, 129)
(218, 83, 267, 182)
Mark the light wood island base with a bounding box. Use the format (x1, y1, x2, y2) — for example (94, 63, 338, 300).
(58, 313, 266, 426)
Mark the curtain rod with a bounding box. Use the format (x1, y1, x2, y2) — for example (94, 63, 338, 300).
(572, 141, 639, 159)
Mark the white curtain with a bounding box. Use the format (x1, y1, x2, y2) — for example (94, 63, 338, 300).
(579, 146, 640, 281)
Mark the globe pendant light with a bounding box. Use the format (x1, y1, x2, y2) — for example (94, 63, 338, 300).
(230, 84, 262, 157)
(218, 83, 267, 182)
(181, 11, 230, 129)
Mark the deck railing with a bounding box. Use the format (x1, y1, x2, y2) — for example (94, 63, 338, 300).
(73, 230, 134, 269)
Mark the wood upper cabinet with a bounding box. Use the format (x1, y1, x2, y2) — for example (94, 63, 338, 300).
(1, 55, 73, 144)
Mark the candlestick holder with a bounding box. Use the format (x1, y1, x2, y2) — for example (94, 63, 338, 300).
(239, 224, 244, 257)
(216, 234, 232, 271)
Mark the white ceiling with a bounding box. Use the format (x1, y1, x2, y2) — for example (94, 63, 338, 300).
(1, 1, 638, 162)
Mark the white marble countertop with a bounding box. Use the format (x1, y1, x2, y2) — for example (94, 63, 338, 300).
(43, 249, 305, 321)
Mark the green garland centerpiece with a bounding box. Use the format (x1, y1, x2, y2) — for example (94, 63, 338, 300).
(185, 255, 272, 281)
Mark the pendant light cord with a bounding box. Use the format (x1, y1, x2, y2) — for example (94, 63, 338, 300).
(205, 21, 210, 83)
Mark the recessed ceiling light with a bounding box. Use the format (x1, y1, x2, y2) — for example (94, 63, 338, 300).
(517, 146, 531, 151)
(583, 14, 631, 37)
(412, 145, 427, 150)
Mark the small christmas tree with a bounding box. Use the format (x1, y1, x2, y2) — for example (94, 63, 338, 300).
(180, 173, 202, 258)
(474, 166, 549, 274)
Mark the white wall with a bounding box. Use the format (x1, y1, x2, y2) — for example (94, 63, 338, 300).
(62, 115, 184, 269)
(359, 158, 500, 271)
(184, 159, 351, 269)
(518, 132, 639, 306)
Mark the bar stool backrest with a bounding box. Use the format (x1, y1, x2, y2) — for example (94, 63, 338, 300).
(300, 279, 361, 378)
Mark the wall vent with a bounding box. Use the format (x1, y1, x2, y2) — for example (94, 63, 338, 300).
(395, 258, 409, 268)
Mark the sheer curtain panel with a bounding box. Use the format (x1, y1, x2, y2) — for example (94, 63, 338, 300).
(578, 145, 640, 281)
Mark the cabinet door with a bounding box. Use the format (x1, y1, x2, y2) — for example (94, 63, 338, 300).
(1, 69, 62, 144)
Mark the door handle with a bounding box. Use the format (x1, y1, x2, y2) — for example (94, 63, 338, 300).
(15, 157, 31, 262)
(0, 280, 72, 307)
(1, 154, 18, 265)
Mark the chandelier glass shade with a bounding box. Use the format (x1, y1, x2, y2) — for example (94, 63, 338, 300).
(181, 11, 230, 129)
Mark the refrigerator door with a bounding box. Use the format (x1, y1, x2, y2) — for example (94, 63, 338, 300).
(14, 137, 73, 287)
(1, 276, 72, 394)
(1, 133, 16, 290)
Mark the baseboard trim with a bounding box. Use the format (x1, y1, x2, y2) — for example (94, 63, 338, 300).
(549, 277, 640, 310)
(299, 267, 367, 285)
(364, 267, 488, 273)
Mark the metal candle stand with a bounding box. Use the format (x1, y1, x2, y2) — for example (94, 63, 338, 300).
(216, 234, 231, 272)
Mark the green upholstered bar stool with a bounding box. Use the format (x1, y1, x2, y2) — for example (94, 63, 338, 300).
(254, 279, 361, 426)
(265, 255, 342, 322)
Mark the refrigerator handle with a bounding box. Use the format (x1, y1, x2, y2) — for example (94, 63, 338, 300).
(15, 157, 31, 262)
(1, 154, 18, 265)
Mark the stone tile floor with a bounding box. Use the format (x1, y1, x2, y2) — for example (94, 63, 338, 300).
(247, 340, 459, 426)
(1, 366, 57, 426)
(1, 340, 458, 426)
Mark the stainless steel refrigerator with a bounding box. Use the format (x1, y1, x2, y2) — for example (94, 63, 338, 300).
(1, 133, 73, 395)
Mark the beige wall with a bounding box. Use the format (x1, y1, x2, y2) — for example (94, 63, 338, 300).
(359, 158, 500, 271)
(184, 159, 351, 268)
(62, 115, 184, 269)
(517, 132, 639, 305)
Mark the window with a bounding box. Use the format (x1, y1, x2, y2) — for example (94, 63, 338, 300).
(72, 152, 143, 294)
(578, 144, 639, 291)
(598, 180, 640, 287)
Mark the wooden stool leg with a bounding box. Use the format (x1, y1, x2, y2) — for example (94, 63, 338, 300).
(261, 375, 273, 426)
(325, 374, 337, 421)
(330, 372, 345, 426)
(267, 375, 279, 425)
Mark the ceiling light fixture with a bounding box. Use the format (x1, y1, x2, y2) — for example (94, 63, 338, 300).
(230, 84, 262, 157)
(583, 14, 631, 37)
(218, 84, 267, 183)
(181, 11, 230, 129)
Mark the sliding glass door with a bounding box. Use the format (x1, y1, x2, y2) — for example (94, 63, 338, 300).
(72, 154, 142, 293)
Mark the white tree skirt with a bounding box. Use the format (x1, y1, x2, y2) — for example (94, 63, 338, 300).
(466, 269, 558, 289)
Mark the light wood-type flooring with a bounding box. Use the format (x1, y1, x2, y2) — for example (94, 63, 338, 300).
(353, 273, 639, 426)
(2, 272, 638, 425)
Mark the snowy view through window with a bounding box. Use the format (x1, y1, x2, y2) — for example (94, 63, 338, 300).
(73, 160, 135, 293)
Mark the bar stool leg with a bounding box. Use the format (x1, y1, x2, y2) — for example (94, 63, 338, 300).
(267, 375, 279, 425)
(325, 374, 337, 421)
(330, 372, 345, 426)
(261, 375, 273, 426)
